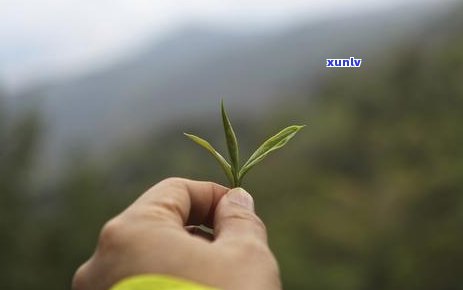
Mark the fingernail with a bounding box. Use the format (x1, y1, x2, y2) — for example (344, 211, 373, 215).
(227, 188, 254, 211)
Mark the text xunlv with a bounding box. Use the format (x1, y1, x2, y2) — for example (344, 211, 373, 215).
(326, 57, 362, 68)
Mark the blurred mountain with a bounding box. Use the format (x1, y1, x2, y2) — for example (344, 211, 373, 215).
(19, 2, 450, 170)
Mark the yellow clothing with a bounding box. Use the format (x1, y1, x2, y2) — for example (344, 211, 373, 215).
(111, 274, 219, 290)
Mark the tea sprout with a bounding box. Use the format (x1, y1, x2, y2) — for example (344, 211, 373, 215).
(184, 100, 304, 187)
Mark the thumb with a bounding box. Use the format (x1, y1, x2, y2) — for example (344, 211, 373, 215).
(214, 187, 268, 244)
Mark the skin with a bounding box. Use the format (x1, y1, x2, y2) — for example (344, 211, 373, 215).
(72, 177, 282, 290)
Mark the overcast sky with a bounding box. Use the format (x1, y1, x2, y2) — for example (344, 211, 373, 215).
(0, 0, 450, 91)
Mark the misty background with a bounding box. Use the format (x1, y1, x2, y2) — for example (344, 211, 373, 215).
(1, 0, 462, 289)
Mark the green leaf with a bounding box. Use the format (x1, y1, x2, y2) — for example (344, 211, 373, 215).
(184, 133, 234, 185)
(239, 125, 305, 183)
(221, 100, 240, 186)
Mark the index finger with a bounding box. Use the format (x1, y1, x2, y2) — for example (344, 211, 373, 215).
(128, 177, 229, 228)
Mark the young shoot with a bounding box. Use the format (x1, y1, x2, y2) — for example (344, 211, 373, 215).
(184, 100, 305, 188)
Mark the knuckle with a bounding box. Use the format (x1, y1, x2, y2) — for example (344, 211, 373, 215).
(250, 214, 267, 233)
(160, 177, 187, 188)
(151, 195, 187, 223)
(72, 263, 88, 290)
(226, 211, 267, 233)
(98, 217, 126, 252)
(241, 238, 267, 253)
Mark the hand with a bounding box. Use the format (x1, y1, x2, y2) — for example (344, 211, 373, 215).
(72, 177, 281, 290)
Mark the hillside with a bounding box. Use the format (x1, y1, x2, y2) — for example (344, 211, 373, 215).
(18, 2, 450, 173)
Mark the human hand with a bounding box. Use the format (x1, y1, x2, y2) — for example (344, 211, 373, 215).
(72, 178, 281, 290)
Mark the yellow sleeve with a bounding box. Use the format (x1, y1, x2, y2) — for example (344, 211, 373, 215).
(110, 274, 219, 290)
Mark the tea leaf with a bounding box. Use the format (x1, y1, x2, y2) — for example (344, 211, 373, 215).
(239, 125, 305, 182)
(184, 101, 305, 188)
(184, 133, 234, 185)
(221, 100, 240, 186)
